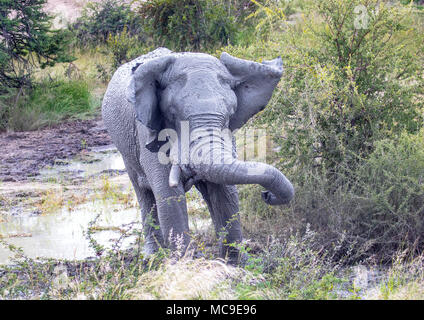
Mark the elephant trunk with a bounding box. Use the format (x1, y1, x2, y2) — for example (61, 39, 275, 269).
(196, 160, 294, 205)
(187, 130, 294, 205)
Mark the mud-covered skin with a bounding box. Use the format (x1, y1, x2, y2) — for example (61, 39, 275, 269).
(102, 48, 294, 263)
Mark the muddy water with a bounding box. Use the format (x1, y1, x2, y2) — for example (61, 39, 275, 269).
(0, 146, 210, 265)
(0, 200, 210, 264)
(0, 201, 141, 264)
(38, 146, 126, 180)
(0, 146, 136, 264)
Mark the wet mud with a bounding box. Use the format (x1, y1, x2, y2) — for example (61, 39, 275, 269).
(0, 119, 112, 182)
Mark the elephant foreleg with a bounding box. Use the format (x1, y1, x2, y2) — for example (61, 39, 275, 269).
(126, 165, 164, 255)
(151, 181, 191, 253)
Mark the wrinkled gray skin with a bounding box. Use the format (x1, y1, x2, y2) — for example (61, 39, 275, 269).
(102, 48, 294, 264)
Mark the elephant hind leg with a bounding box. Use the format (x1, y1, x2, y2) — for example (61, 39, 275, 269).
(195, 182, 244, 265)
(126, 165, 164, 255)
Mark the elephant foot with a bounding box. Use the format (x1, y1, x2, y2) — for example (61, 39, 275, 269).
(220, 244, 249, 266)
(142, 244, 158, 259)
(142, 236, 162, 258)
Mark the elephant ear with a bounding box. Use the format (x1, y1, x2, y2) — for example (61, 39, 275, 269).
(220, 52, 283, 130)
(127, 55, 176, 152)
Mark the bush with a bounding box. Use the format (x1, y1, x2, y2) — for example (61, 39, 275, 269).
(0, 87, 19, 131)
(244, 233, 347, 299)
(0, 0, 74, 89)
(240, 130, 424, 264)
(226, 0, 424, 263)
(31, 80, 92, 115)
(3, 80, 93, 131)
(226, 0, 423, 171)
(246, 0, 306, 40)
(106, 26, 152, 70)
(275, 0, 421, 174)
(139, 0, 255, 51)
(70, 0, 143, 45)
(352, 131, 424, 259)
(302, 131, 424, 263)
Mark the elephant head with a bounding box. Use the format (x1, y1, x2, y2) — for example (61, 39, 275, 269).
(127, 49, 294, 205)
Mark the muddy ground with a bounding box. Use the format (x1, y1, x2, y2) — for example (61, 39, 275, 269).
(0, 117, 211, 266)
(0, 119, 112, 182)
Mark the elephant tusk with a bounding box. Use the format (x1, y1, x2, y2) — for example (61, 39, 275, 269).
(169, 164, 181, 188)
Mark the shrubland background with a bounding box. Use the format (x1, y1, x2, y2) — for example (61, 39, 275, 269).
(1, 0, 424, 299)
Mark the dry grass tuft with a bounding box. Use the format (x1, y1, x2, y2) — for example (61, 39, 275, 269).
(97, 175, 136, 207)
(127, 257, 249, 300)
(366, 281, 424, 300)
(35, 189, 64, 215)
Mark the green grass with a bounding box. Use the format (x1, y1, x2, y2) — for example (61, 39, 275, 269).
(2, 44, 112, 132)
(5, 79, 95, 131)
(31, 80, 92, 114)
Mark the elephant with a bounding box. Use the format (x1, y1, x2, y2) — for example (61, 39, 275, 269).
(101, 47, 294, 264)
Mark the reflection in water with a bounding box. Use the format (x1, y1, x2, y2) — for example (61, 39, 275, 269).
(39, 152, 126, 179)
(0, 200, 211, 265)
(67, 153, 125, 176)
(0, 145, 210, 265)
(0, 201, 141, 264)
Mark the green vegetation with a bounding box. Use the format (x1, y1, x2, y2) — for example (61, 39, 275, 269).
(1, 206, 423, 299)
(70, 0, 143, 45)
(139, 0, 255, 51)
(0, 0, 424, 300)
(0, 0, 74, 89)
(3, 79, 94, 131)
(228, 0, 424, 264)
(0, 0, 91, 131)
